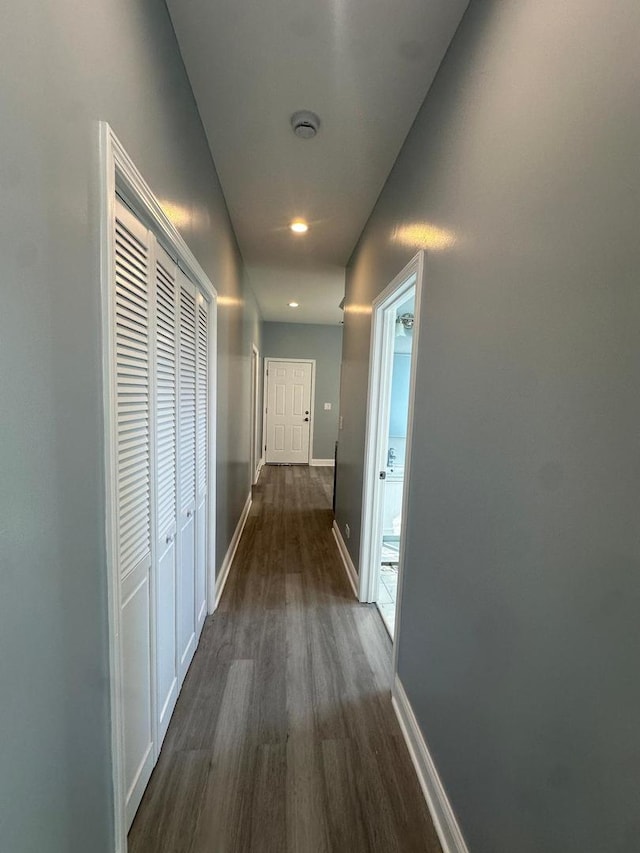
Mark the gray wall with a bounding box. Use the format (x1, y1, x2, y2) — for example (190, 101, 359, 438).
(263, 323, 342, 460)
(216, 272, 263, 568)
(335, 1, 640, 851)
(243, 272, 264, 484)
(0, 1, 258, 850)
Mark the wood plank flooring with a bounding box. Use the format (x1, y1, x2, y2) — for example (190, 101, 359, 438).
(129, 464, 441, 853)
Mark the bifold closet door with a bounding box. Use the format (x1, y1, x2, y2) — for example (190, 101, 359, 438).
(111, 199, 211, 828)
(195, 294, 209, 632)
(113, 198, 154, 827)
(154, 244, 179, 745)
(176, 271, 197, 682)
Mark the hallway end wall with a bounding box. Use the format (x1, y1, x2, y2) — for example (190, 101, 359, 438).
(335, 1, 640, 851)
(262, 322, 343, 460)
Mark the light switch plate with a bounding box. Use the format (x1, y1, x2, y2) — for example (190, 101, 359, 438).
(324, 402, 332, 410)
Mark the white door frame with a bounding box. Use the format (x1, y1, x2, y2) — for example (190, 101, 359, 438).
(250, 344, 261, 484)
(358, 252, 424, 644)
(99, 122, 217, 853)
(262, 357, 316, 464)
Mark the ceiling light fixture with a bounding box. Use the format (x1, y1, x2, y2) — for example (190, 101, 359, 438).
(288, 301, 299, 308)
(290, 110, 320, 139)
(290, 220, 309, 234)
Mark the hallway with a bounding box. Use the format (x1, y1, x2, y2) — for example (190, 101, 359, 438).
(128, 465, 440, 852)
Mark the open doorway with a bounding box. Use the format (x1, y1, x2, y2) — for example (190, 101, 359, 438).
(359, 252, 424, 639)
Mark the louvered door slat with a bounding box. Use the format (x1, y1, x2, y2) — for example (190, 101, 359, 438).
(176, 271, 197, 680)
(179, 283, 197, 510)
(153, 246, 180, 746)
(155, 249, 177, 539)
(194, 293, 209, 633)
(196, 298, 208, 497)
(114, 210, 151, 580)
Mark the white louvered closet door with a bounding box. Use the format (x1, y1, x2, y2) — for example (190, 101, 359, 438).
(195, 294, 209, 632)
(113, 198, 155, 828)
(154, 244, 179, 745)
(176, 270, 198, 682)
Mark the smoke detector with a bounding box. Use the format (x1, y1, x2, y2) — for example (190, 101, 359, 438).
(291, 110, 320, 139)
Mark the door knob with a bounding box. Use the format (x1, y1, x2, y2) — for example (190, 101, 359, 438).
(186, 509, 192, 518)
(305, 410, 309, 415)
(304, 417, 309, 422)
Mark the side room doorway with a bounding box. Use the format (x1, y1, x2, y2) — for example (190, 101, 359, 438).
(263, 358, 315, 464)
(359, 252, 424, 640)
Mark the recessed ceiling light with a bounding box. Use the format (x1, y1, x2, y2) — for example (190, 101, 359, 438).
(288, 302, 299, 308)
(290, 220, 309, 234)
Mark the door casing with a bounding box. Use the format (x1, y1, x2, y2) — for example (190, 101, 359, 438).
(250, 344, 261, 483)
(358, 252, 424, 655)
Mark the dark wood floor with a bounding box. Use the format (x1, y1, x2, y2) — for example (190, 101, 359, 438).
(129, 464, 441, 853)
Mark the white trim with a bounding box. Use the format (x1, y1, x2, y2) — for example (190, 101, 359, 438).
(392, 675, 469, 853)
(331, 521, 359, 599)
(206, 282, 218, 615)
(99, 125, 126, 853)
(263, 357, 316, 464)
(358, 252, 425, 668)
(249, 344, 261, 486)
(256, 457, 265, 479)
(215, 492, 252, 609)
(103, 126, 216, 302)
(310, 458, 335, 467)
(99, 122, 218, 853)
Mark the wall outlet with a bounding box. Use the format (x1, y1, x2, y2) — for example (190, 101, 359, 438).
(324, 402, 332, 410)
(339, 415, 344, 430)
(345, 523, 350, 539)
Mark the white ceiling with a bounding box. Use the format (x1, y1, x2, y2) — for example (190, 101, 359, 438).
(167, 0, 469, 323)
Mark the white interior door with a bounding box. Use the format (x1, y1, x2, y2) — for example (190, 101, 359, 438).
(154, 244, 178, 747)
(176, 270, 197, 683)
(195, 293, 209, 633)
(113, 199, 155, 828)
(265, 359, 313, 464)
(104, 133, 220, 850)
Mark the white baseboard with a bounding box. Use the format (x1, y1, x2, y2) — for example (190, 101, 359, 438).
(215, 492, 252, 609)
(331, 520, 359, 598)
(310, 458, 335, 467)
(255, 457, 265, 480)
(392, 675, 469, 853)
